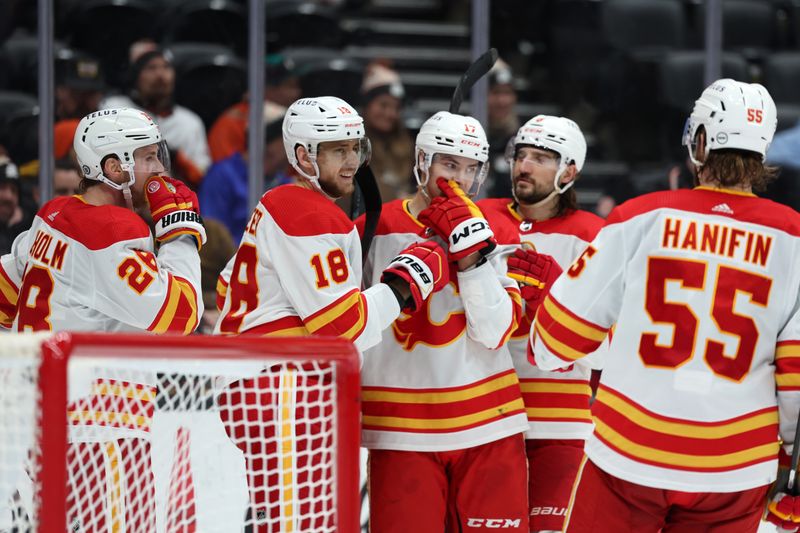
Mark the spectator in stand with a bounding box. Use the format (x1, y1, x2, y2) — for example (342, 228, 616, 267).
(207, 54, 301, 163)
(0, 158, 34, 256)
(360, 63, 414, 201)
(101, 44, 211, 187)
(486, 59, 520, 199)
(54, 119, 80, 162)
(199, 102, 289, 244)
(55, 51, 106, 121)
(197, 219, 236, 334)
(53, 158, 82, 197)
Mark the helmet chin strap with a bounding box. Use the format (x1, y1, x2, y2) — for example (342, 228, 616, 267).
(413, 153, 433, 203)
(293, 150, 341, 201)
(96, 167, 136, 210)
(686, 143, 704, 168)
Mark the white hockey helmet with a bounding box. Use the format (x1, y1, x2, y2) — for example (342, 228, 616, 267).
(73, 108, 169, 195)
(508, 115, 587, 195)
(682, 78, 776, 167)
(414, 111, 490, 197)
(282, 96, 370, 191)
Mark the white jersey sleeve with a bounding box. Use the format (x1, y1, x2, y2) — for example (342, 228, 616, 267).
(0, 230, 30, 328)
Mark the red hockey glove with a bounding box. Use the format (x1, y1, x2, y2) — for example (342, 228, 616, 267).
(417, 178, 496, 262)
(766, 493, 800, 532)
(381, 240, 449, 313)
(507, 248, 563, 317)
(145, 176, 206, 250)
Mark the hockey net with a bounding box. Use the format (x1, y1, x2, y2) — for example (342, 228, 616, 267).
(0, 332, 360, 532)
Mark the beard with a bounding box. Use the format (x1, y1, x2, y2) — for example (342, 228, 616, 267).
(513, 178, 553, 205)
(319, 176, 355, 199)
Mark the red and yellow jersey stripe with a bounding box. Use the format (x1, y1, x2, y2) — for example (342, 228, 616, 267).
(592, 385, 779, 472)
(0, 263, 19, 328)
(242, 315, 310, 337)
(519, 378, 593, 425)
(216, 275, 228, 311)
(147, 274, 199, 334)
(776, 341, 800, 391)
(497, 286, 523, 348)
(362, 369, 526, 433)
(302, 288, 367, 342)
(534, 294, 609, 363)
(68, 380, 156, 432)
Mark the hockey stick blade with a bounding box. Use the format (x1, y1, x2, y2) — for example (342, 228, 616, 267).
(449, 48, 499, 115)
(354, 163, 382, 267)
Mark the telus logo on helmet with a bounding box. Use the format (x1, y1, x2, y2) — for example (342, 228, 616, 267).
(87, 109, 118, 119)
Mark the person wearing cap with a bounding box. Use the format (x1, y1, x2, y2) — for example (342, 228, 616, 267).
(55, 51, 107, 121)
(199, 102, 290, 244)
(101, 43, 211, 186)
(360, 63, 415, 202)
(486, 59, 521, 199)
(0, 158, 33, 256)
(207, 53, 301, 163)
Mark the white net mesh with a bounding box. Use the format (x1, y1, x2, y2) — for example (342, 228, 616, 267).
(0, 334, 355, 533)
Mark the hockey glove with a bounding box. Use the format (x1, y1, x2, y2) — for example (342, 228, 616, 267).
(381, 240, 449, 313)
(145, 176, 207, 250)
(417, 178, 496, 262)
(766, 448, 800, 532)
(507, 248, 563, 317)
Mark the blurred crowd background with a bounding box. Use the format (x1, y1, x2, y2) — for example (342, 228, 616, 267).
(3, 0, 800, 323)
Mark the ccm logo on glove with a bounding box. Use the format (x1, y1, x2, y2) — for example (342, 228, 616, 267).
(451, 219, 491, 248)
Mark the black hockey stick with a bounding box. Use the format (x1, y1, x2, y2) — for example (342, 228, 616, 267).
(354, 162, 382, 267)
(449, 48, 499, 114)
(788, 409, 800, 495)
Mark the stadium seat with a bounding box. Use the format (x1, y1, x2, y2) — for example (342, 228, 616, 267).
(1, 36, 66, 95)
(63, 0, 157, 90)
(161, 0, 247, 57)
(0, 91, 37, 125)
(658, 50, 749, 159)
(689, 0, 776, 60)
(763, 52, 800, 131)
(295, 56, 366, 108)
(166, 43, 247, 130)
(266, 2, 346, 51)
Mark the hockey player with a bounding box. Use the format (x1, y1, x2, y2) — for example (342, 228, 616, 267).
(0, 107, 205, 530)
(530, 79, 800, 532)
(214, 96, 448, 531)
(477, 115, 604, 533)
(357, 111, 529, 532)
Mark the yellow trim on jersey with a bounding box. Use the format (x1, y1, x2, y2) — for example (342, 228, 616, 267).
(105, 441, 124, 533)
(402, 199, 426, 228)
(594, 419, 777, 468)
(597, 389, 778, 439)
(776, 344, 800, 359)
(68, 410, 151, 430)
(776, 374, 800, 388)
(526, 407, 592, 420)
(176, 278, 199, 334)
(694, 186, 757, 197)
(362, 398, 525, 430)
(151, 278, 183, 333)
(505, 201, 523, 222)
(534, 321, 587, 361)
(279, 369, 297, 532)
(519, 381, 592, 395)
(362, 372, 520, 404)
(542, 298, 607, 342)
(304, 291, 363, 334)
(91, 383, 155, 402)
(0, 273, 18, 305)
(264, 327, 309, 337)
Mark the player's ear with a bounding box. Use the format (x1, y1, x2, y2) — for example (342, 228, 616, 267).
(295, 145, 314, 173)
(101, 156, 123, 179)
(561, 164, 578, 187)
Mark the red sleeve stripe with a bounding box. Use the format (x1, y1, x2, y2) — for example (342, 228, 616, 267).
(148, 275, 199, 334)
(533, 295, 608, 362)
(775, 342, 800, 389)
(303, 289, 368, 341)
(0, 263, 19, 327)
(496, 288, 523, 348)
(591, 385, 779, 472)
(241, 315, 310, 337)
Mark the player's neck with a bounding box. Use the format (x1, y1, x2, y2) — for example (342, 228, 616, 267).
(697, 173, 753, 194)
(82, 185, 124, 207)
(516, 194, 559, 222)
(407, 191, 429, 219)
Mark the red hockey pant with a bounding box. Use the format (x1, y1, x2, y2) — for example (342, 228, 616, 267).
(564, 457, 770, 533)
(526, 439, 584, 532)
(368, 433, 528, 532)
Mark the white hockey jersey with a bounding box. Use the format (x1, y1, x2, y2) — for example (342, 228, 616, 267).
(479, 198, 604, 441)
(0, 194, 202, 334)
(214, 184, 400, 353)
(532, 187, 800, 492)
(357, 199, 528, 452)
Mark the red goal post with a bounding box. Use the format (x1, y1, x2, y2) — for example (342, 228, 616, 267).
(1, 332, 361, 533)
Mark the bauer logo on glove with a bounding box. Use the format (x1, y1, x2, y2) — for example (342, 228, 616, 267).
(381, 240, 448, 312)
(145, 175, 207, 249)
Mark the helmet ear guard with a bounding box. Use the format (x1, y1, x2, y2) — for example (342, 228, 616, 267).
(682, 78, 777, 167)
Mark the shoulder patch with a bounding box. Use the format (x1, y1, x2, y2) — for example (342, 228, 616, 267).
(263, 185, 354, 236)
(38, 196, 150, 250)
